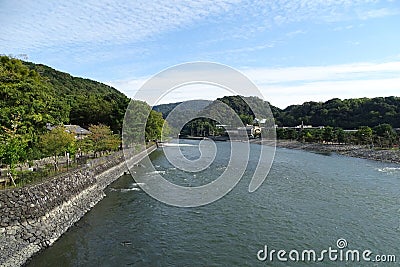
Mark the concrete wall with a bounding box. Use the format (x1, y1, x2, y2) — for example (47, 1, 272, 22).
(0, 146, 156, 267)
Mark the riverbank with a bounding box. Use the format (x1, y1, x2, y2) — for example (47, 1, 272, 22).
(269, 140, 400, 164)
(0, 146, 156, 267)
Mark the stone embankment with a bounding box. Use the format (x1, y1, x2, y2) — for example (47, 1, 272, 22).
(0, 146, 156, 267)
(274, 140, 400, 164)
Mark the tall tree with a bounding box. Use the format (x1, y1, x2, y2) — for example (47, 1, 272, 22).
(39, 126, 75, 170)
(146, 110, 167, 141)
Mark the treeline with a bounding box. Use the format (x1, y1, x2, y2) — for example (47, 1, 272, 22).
(154, 95, 400, 145)
(209, 95, 400, 130)
(277, 124, 399, 147)
(154, 96, 275, 136)
(275, 97, 400, 129)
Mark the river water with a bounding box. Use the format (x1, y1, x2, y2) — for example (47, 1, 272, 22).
(28, 140, 399, 266)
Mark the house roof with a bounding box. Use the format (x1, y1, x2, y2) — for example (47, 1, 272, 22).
(64, 125, 91, 135)
(46, 124, 91, 135)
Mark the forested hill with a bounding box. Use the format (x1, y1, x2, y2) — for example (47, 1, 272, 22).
(0, 56, 166, 167)
(277, 97, 400, 128)
(153, 100, 212, 119)
(154, 95, 400, 129)
(22, 60, 130, 132)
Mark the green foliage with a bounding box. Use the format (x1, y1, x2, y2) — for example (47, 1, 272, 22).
(155, 95, 400, 147)
(153, 100, 212, 119)
(373, 123, 395, 137)
(124, 100, 167, 145)
(0, 134, 27, 172)
(123, 100, 151, 145)
(0, 56, 71, 170)
(335, 128, 346, 144)
(152, 100, 212, 136)
(0, 56, 70, 137)
(276, 96, 400, 128)
(145, 110, 166, 141)
(0, 56, 172, 186)
(356, 126, 373, 144)
(88, 124, 121, 155)
(180, 118, 220, 137)
(22, 60, 130, 133)
(39, 126, 76, 157)
(323, 126, 335, 142)
(373, 124, 397, 147)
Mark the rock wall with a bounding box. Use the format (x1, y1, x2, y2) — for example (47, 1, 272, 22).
(0, 146, 156, 267)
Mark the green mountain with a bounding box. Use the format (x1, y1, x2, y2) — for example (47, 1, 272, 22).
(153, 100, 212, 119)
(154, 95, 400, 132)
(22, 60, 130, 133)
(1, 56, 166, 166)
(277, 97, 400, 129)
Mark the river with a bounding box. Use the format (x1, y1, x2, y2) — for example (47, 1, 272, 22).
(28, 140, 399, 266)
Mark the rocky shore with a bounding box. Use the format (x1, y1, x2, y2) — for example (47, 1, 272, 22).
(273, 140, 400, 164)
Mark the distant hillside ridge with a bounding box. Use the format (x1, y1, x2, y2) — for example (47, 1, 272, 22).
(277, 96, 400, 129)
(153, 100, 212, 119)
(23, 61, 130, 133)
(154, 95, 400, 129)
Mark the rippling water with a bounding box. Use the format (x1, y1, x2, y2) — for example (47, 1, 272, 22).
(28, 140, 400, 266)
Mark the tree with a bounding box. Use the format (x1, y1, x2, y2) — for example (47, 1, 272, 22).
(39, 126, 75, 170)
(0, 56, 70, 138)
(1, 56, 70, 169)
(322, 126, 335, 143)
(123, 100, 151, 146)
(335, 128, 346, 144)
(88, 124, 121, 156)
(313, 128, 324, 143)
(0, 133, 27, 186)
(286, 128, 298, 140)
(276, 128, 287, 139)
(0, 116, 30, 185)
(298, 129, 308, 142)
(356, 126, 373, 145)
(146, 110, 166, 141)
(373, 124, 396, 147)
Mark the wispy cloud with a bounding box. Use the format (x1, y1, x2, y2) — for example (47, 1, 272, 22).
(356, 7, 400, 20)
(1, 0, 395, 53)
(333, 24, 355, 31)
(108, 60, 400, 108)
(0, 0, 240, 51)
(245, 61, 400, 84)
(246, 61, 400, 108)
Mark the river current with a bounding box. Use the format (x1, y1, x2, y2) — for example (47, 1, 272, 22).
(28, 140, 399, 266)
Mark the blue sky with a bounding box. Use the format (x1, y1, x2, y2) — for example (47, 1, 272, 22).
(1, 0, 400, 108)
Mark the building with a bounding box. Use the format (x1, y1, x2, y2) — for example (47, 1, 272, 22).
(46, 124, 91, 139)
